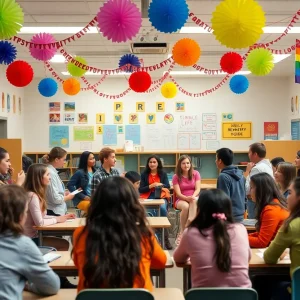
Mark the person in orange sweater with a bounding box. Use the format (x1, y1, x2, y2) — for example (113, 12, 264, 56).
(72, 176, 167, 292)
(248, 173, 289, 248)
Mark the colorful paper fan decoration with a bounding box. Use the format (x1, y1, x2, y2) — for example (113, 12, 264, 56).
(211, 0, 266, 49)
(119, 54, 141, 72)
(6, 60, 34, 87)
(148, 0, 189, 33)
(129, 71, 151, 93)
(161, 82, 177, 98)
(172, 38, 201, 67)
(0, 0, 24, 39)
(229, 75, 249, 94)
(63, 78, 81, 96)
(38, 78, 58, 97)
(0, 41, 17, 65)
(67, 56, 87, 77)
(29, 33, 57, 61)
(246, 48, 274, 76)
(220, 52, 243, 74)
(97, 0, 142, 43)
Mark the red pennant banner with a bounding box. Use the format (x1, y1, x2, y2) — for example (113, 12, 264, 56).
(170, 75, 230, 97)
(249, 43, 297, 55)
(189, 12, 213, 32)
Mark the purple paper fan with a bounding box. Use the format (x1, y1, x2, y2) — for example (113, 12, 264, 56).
(30, 33, 57, 61)
(97, 0, 142, 43)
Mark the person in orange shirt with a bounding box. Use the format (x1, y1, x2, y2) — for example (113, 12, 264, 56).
(248, 173, 289, 248)
(72, 176, 167, 292)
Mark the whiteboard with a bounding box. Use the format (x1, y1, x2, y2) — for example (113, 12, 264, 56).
(189, 133, 201, 149)
(178, 115, 201, 132)
(178, 133, 189, 149)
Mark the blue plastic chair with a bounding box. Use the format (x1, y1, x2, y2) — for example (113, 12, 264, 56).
(185, 288, 258, 300)
(76, 288, 154, 300)
(292, 266, 300, 299)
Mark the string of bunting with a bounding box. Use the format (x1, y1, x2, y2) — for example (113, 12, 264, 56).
(80, 75, 107, 91)
(170, 74, 231, 98)
(249, 43, 297, 55)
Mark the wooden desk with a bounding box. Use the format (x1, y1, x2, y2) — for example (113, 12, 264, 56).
(140, 199, 165, 217)
(245, 225, 256, 233)
(200, 183, 216, 190)
(23, 288, 184, 300)
(35, 217, 171, 248)
(176, 248, 290, 293)
(48, 250, 173, 288)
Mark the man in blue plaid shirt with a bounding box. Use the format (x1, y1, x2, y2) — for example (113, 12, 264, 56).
(91, 147, 119, 195)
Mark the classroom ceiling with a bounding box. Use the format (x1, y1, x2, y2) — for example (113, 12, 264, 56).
(16, 0, 300, 78)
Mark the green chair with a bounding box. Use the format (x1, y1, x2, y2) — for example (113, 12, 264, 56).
(292, 266, 300, 300)
(76, 288, 154, 300)
(185, 288, 258, 300)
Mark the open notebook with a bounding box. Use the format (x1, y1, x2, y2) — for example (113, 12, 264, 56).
(43, 252, 62, 263)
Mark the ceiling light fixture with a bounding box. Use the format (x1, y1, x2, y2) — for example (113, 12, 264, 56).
(165, 70, 251, 76)
(61, 71, 129, 76)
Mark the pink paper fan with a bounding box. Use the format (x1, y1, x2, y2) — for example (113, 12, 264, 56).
(97, 0, 142, 43)
(30, 33, 57, 61)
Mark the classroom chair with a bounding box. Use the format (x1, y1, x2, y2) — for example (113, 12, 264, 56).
(185, 288, 258, 300)
(76, 288, 154, 300)
(292, 266, 300, 300)
(171, 190, 181, 239)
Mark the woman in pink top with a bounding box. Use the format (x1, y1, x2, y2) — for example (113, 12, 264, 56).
(23, 164, 75, 250)
(173, 189, 251, 288)
(172, 155, 201, 245)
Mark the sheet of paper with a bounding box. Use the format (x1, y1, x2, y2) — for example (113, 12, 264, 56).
(70, 189, 82, 195)
(43, 253, 61, 263)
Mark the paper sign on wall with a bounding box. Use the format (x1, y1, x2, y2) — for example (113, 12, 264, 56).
(202, 132, 217, 140)
(203, 113, 217, 122)
(222, 113, 234, 121)
(114, 114, 123, 124)
(264, 122, 278, 140)
(147, 113, 156, 124)
(63, 113, 75, 124)
(156, 102, 165, 112)
(103, 125, 117, 145)
(129, 113, 138, 124)
(178, 115, 200, 132)
(49, 126, 69, 148)
(74, 126, 94, 141)
(125, 125, 141, 145)
(222, 122, 252, 140)
(202, 123, 217, 131)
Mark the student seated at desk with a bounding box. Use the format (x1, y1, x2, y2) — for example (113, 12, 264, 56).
(139, 155, 172, 249)
(173, 189, 251, 288)
(264, 177, 300, 300)
(274, 162, 296, 199)
(125, 171, 141, 190)
(248, 173, 289, 248)
(23, 164, 75, 249)
(0, 185, 60, 300)
(72, 177, 167, 292)
(172, 155, 201, 245)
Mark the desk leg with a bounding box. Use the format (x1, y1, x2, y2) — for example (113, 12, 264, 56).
(158, 270, 166, 287)
(155, 276, 159, 288)
(162, 228, 165, 249)
(183, 268, 189, 293)
(38, 231, 43, 246)
(157, 205, 161, 217)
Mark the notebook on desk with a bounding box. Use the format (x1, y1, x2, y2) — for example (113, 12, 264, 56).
(242, 219, 257, 226)
(43, 252, 61, 263)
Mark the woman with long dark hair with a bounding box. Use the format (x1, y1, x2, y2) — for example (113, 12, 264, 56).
(72, 177, 166, 292)
(139, 155, 172, 249)
(173, 189, 251, 287)
(248, 173, 289, 248)
(67, 151, 96, 207)
(274, 162, 296, 198)
(264, 177, 300, 300)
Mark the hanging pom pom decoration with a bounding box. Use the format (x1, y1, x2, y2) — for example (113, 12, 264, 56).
(172, 38, 201, 67)
(129, 71, 151, 93)
(0, 0, 24, 39)
(148, 0, 189, 33)
(6, 60, 34, 87)
(211, 0, 265, 49)
(246, 48, 274, 76)
(229, 75, 249, 94)
(97, 0, 142, 43)
(0, 41, 17, 65)
(29, 33, 57, 61)
(63, 78, 81, 96)
(38, 78, 58, 97)
(67, 56, 87, 77)
(119, 54, 141, 73)
(161, 82, 177, 99)
(220, 52, 243, 74)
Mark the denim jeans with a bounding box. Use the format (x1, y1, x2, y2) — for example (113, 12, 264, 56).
(247, 199, 256, 219)
(146, 199, 168, 217)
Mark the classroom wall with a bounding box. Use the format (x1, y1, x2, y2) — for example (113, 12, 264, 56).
(0, 72, 24, 139)
(23, 76, 289, 152)
(288, 75, 300, 123)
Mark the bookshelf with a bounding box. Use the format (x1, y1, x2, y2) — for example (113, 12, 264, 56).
(24, 150, 249, 184)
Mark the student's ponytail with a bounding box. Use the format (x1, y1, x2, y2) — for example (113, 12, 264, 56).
(212, 215, 231, 272)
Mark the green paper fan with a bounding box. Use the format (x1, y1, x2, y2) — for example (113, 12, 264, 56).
(246, 48, 274, 76)
(67, 56, 87, 77)
(0, 0, 24, 39)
